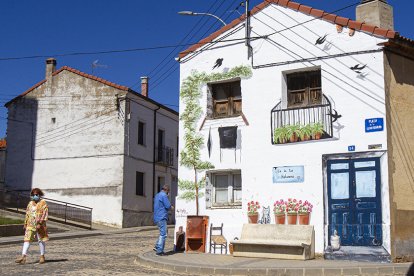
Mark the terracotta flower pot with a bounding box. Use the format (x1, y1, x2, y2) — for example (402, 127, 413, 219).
(313, 133, 322, 140)
(274, 214, 286, 225)
(229, 243, 234, 255)
(248, 213, 258, 224)
(286, 213, 297, 225)
(298, 213, 310, 225)
(289, 134, 298, 143)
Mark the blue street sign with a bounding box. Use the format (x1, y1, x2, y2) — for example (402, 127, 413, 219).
(365, 118, 384, 133)
(348, 145, 355, 152)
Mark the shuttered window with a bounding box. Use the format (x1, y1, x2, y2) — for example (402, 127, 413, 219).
(211, 80, 242, 118)
(287, 70, 321, 108)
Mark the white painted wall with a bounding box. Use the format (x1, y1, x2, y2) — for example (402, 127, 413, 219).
(176, 4, 391, 254)
(122, 95, 178, 226)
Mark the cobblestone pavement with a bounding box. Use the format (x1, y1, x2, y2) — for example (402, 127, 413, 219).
(0, 229, 194, 276)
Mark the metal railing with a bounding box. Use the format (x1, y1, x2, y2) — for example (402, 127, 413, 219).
(156, 146, 174, 166)
(0, 189, 93, 229)
(270, 95, 333, 144)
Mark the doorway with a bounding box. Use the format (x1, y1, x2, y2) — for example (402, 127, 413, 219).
(327, 157, 382, 246)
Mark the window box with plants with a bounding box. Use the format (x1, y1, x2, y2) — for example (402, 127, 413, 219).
(273, 122, 329, 144)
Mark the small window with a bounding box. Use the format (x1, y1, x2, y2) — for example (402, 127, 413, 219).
(287, 70, 321, 108)
(51, 118, 56, 123)
(138, 121, 145, 145)
(136, 171, 144, 196)
(211, 171, 242, 206)
(211, 80, 242, 118)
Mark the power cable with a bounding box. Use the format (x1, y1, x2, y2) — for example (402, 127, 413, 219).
(128, 0, 223, 90)
(146, 0, 239, 91)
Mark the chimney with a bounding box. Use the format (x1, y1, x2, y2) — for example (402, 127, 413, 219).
(356, 0, 394, 30)
(45, 58, 57, 79)
(141, 76, 149, 97)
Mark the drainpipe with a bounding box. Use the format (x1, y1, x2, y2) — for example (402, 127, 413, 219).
(152, 106, 161, 211)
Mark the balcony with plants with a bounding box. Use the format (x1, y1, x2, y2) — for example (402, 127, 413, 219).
(271, 95, 333, 145)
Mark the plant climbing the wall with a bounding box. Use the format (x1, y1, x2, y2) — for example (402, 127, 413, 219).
(179, 65, 252, 216)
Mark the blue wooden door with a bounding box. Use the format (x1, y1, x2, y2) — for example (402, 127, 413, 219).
(327, 158, 382, 246)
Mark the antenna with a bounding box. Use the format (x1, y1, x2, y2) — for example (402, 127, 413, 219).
(91, 59, 108, 74)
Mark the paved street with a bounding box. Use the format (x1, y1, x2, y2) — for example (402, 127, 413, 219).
(0, 229, 192, 276)
(1, 228, 412, 276)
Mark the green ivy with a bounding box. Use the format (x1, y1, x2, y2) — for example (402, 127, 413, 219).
(179, 65, 252, 215)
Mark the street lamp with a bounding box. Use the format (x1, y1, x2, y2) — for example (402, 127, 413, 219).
(178, 11, 227, 26)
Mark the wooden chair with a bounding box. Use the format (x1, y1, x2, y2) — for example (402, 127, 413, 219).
(209, 223, 227, 254)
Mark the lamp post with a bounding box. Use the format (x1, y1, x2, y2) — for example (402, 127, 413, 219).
(178, 11, 227, 26)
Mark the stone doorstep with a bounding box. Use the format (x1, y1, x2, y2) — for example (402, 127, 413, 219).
(136, 251, 413, 276)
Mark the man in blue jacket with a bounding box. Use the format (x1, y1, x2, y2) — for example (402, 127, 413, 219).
(153, 184, 173, 256)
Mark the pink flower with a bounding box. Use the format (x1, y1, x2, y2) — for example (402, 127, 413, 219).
(293, 199, 297, 203)
(251, 201, 254, 204)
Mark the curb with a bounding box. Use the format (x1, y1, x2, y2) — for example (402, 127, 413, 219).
(0, 225, 174, 246)
(135, 251, 412, 276)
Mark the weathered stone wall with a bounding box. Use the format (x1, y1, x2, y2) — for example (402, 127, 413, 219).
(384, 50, 414, 261)
(5, 70, 127, 227)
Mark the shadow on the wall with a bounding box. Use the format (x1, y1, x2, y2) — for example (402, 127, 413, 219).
(4, 96, 38, 194)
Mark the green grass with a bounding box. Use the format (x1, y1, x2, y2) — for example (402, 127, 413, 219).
(0, 216, 24, 225)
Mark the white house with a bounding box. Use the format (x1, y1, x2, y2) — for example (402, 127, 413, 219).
(175, 0, 414, 261)
(5, 59, 179, 228)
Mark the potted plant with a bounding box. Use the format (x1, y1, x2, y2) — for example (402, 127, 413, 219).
(179, 71, 215, 253)
(273, 126, 288, 144)
(247, 201, 260, 223)
(310, 122, 324, 140)
(286, 124, 301, 143)
(299, 123, 313, 141)
(298, 200, 313, 225)
(285, 198, 299, 225)
(273, 199, 286, 224)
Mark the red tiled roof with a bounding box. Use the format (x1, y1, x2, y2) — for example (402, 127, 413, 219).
(5, 66, 128, 107)
(53, 66, 129, 91)
(179, 0, 398, 59)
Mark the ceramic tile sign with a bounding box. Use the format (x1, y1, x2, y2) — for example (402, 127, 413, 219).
(273, 166, 304, 183)
(365, 118, 384, 133)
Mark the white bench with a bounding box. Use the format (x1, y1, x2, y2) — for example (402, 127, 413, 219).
(232, 224, 315, 260)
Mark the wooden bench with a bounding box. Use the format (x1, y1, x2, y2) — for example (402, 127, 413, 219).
(232, 224, 315, 260)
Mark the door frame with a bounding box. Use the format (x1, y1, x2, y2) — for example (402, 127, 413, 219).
(322, 151, 391, 251)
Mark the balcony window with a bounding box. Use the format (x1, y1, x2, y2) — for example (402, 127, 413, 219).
(287, 70, 321, 108)
(210, 80, 242, 118)
(271, 96, 333, 144)
(156, 146, 174, 166)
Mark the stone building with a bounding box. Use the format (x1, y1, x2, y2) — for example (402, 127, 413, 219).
(175, 0, 414, 261)
(4, 59, 178, 228)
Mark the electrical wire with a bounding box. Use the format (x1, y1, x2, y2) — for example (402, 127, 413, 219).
(128, 0, 223, 90)
(147, 0, 240, 91)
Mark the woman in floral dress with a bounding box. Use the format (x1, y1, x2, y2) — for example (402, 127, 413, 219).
(15, 188, 49, 264)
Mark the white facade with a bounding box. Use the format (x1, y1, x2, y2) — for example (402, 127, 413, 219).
(5, 65, 178, 228)
(176, 3, 391, 254)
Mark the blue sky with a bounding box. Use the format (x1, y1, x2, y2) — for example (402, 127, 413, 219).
(0, 0, 412, 137)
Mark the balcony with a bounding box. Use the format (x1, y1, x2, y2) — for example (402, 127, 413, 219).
(156, 146, 174, 166)
(271, 95, 333, 144)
